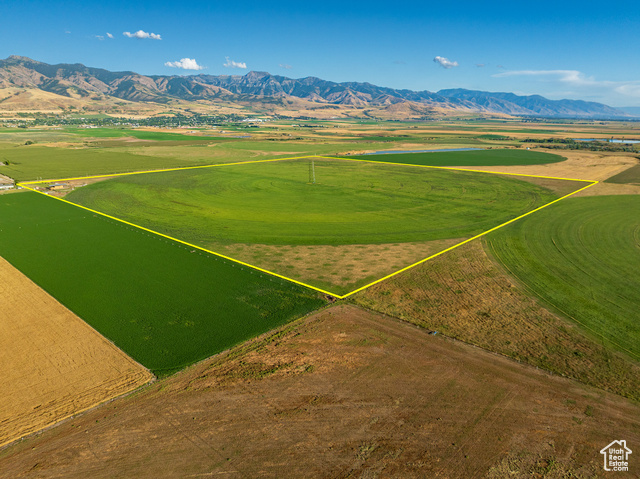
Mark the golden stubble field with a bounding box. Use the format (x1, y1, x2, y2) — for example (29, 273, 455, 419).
(0, 257, 153, 448)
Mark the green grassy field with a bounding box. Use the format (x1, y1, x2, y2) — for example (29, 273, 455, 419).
(486, 195, 640, 360)
(0, 192, 325, 375)
(345, 149, 564, 167)
(66, 158, 564, 247)
(0, 145, 219, 181)
(64, 128, 219, 141)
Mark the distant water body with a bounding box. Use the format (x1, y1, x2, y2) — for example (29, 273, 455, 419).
(574, 138, 640, 144)
(362, 148, 483, 155)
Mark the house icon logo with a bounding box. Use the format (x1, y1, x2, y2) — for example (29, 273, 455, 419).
(600, 440, 632, 472)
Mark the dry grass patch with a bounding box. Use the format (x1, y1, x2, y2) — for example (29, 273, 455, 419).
(352, 240, 640, 401)
(210, 238, 465, 294)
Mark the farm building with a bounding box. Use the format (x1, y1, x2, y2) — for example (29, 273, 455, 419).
(0, 173, 14, 190)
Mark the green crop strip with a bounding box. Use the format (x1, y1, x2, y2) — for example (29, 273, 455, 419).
(0, 193, 326, 375)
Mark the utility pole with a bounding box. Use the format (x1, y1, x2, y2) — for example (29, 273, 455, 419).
(309, 160, 316, 184)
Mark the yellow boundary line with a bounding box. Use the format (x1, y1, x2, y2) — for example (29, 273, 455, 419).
(316, 155, 595, 183)
(17, 154, 597, 299)
(339, 180, 597, 298)
(18, 155, 321, 185)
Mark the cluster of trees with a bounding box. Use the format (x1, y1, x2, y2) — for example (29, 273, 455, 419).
(522, 138, 639, 153)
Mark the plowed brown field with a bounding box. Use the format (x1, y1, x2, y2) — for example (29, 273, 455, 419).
(0, 257, 153, 448)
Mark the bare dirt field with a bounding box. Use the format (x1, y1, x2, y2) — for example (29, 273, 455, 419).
(0, 257, 153, 448)
(0, 304, 637, 478)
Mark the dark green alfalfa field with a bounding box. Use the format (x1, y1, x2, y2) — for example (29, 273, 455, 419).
(0, 192, 325, 376)
(345, 149, 565, 167)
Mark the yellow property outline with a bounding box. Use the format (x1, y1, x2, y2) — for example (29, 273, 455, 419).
(17, 154, 597, 299)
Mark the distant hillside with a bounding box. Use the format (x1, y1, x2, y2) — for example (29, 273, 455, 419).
(619, 106, 640, 117)
(437, 89, 626, 119)
(0, 56, 630, 119)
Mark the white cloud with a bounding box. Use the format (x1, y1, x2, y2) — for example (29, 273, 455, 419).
(96, 32, 114, 41)
(165, 58, 206, 70)
(614, 84, 640, 98)
(224, 57, 247, 69)
(494, 69, 588, 84)
(123, 30, 162, 40)
(279, 63, 292, 69)
(433, 56, 458, 69)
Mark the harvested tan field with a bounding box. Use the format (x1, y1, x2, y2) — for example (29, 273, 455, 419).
(353, 240, 640, 401)
(0, 257, 153, 448)
(458, 150, 637, 182)
(210, 238, 465, 293)
(0, 304, 638, 478)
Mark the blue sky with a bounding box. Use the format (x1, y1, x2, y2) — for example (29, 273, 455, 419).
(2, 0, 639, 106)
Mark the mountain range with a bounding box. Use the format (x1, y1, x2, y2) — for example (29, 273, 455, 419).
(0, 56, 631, 119)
